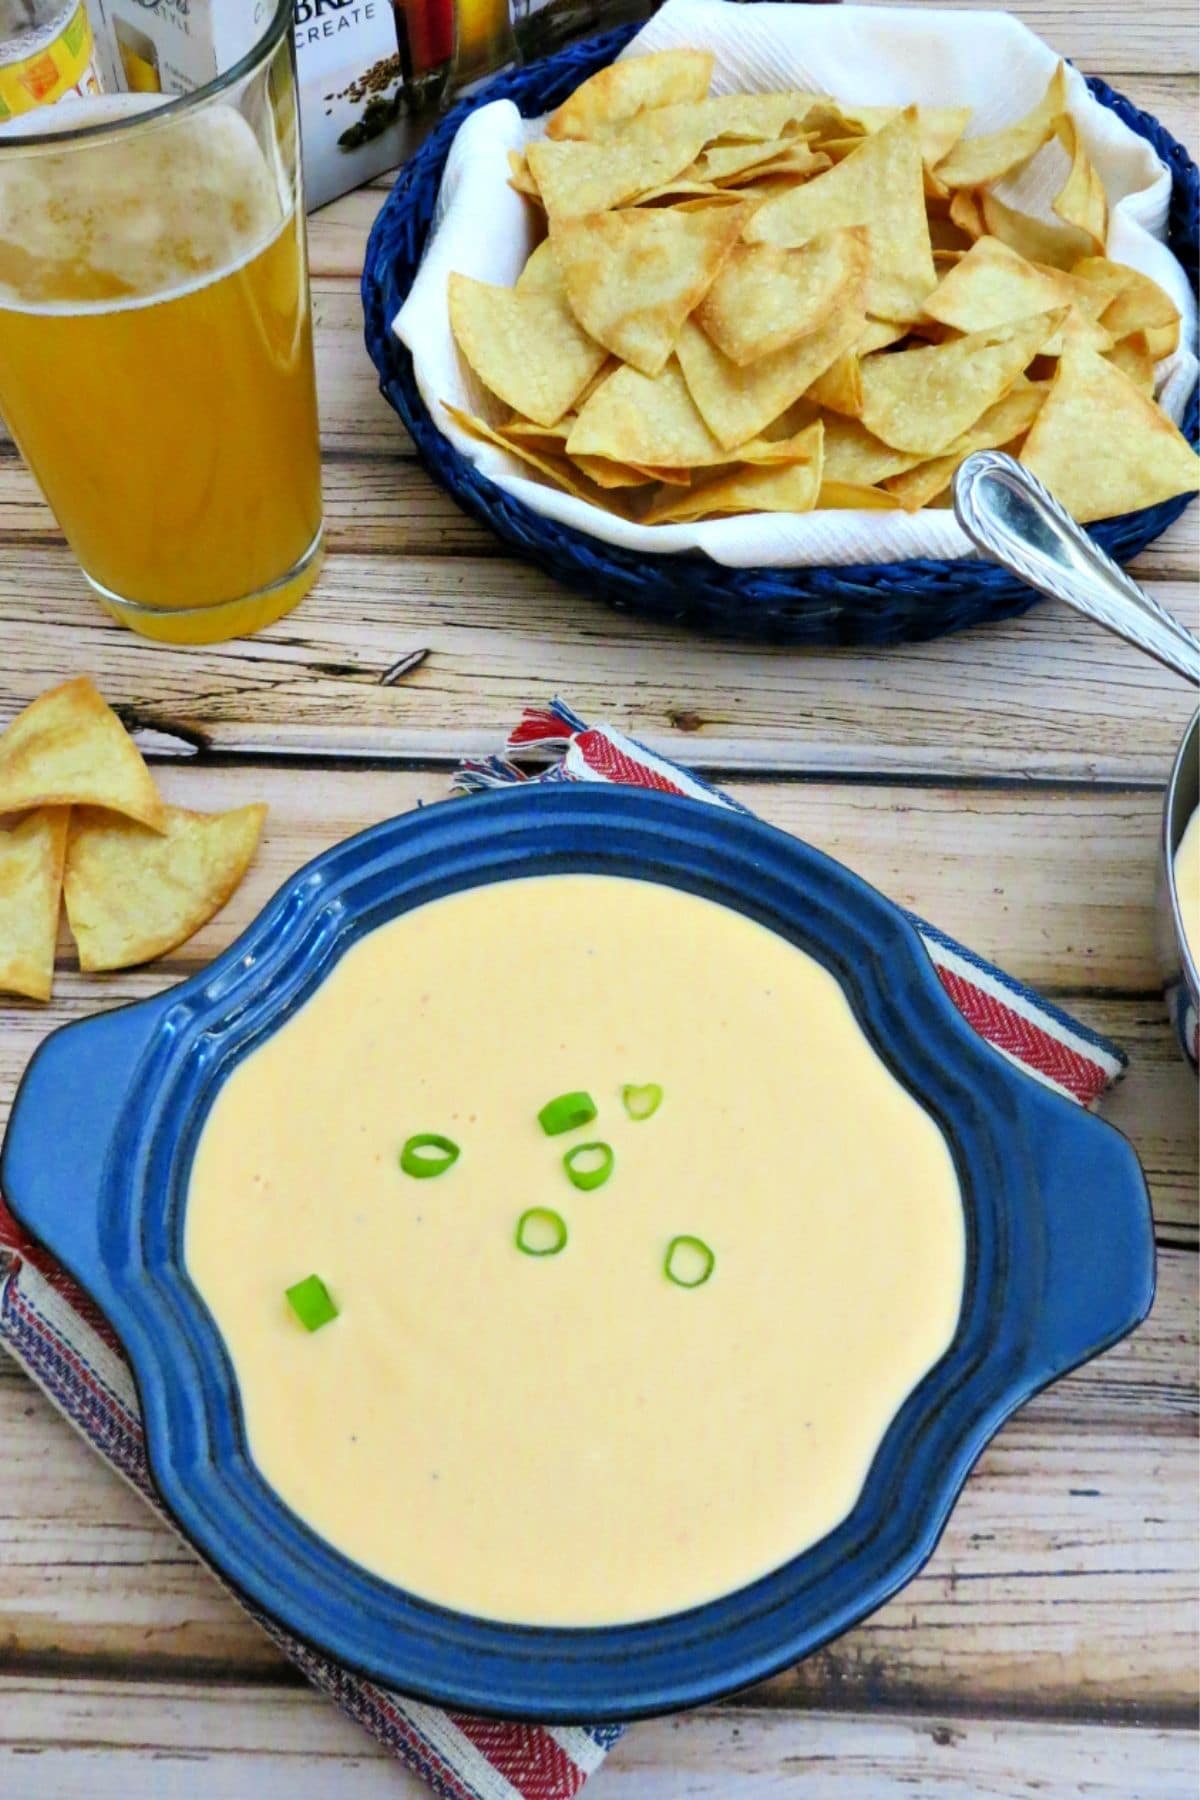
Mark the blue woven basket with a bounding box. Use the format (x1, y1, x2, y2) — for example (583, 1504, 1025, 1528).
(362, 25, 1199, 645)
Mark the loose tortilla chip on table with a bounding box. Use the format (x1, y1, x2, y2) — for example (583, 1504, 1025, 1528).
(545, 49, 715, 141)
(1019, 344, 1200, 522)
(0, 808, 68, 1003)
(551, 200, 752, 376)
(882, 378, 1048, 510)
(1052, 116, 1107, 255)
(979, 189, 1093, 270)
(858, 308, 1064, 454)
(0, 675, 165, 829)
(644, 423, 824, 522)
(448, 274, 608, 428)
(745, 109, 936, 322)
(527, 108, 711, 218)
(935, 62, 1068, 189)
(695, 227, 869, 366)
(675, 307, 868, 450)
(63, 804, 267, 974)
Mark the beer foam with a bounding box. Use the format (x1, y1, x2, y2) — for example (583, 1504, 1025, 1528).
(0, 97, 287, 312)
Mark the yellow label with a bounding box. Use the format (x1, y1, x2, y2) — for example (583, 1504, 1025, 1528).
(0, 3, 96, 122)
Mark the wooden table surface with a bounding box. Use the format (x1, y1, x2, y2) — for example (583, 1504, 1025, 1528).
(1, 5, 1197, 1792)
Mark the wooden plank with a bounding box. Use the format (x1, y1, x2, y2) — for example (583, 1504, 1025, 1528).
(0, 550, 1195, 782)
(0, 1683, 1193, 1798)
(863, 0, 1198, 76)
(0, 1214, 1192, 1710)
(303, 74, 1199, 278)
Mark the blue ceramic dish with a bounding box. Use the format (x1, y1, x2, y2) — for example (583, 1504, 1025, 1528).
(0, 786, 1155, 1722)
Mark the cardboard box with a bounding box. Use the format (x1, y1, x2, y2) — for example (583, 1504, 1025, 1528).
(84, 0, 521, 210)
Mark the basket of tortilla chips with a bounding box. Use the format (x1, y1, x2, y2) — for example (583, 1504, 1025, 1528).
(362, 17, 1199, 644)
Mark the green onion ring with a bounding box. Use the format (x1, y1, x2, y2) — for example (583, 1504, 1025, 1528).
(515, 1207, 568, 1256)
(537, 1091, 597, 1136)
(285, 1273, 339, 1331)
(400, 1133, 461, 1178)
(621, 1082, 663, 1121)
(563, 1140, 614, 1191)
(664, 1235, 715, 1288)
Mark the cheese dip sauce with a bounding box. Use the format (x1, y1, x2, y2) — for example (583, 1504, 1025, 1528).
(186, 874, 965, 1627)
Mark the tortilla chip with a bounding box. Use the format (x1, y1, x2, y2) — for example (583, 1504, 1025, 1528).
(676, 307, 868, 450)
(838, 104, 974, 174)
(569, 454, 658, 488)
(0, 808, 67, 1003)
(63, 803, 266, 974)
(858, 309, 1064, 454)
(448, 274, 608, 427)
(979, 190, 1092, 270)
(644, 423, 824, 521)
(822, 416, 924, 486)
(818, 479, 902, 510)
(745, 108, 936, 321)
(695, 227, 869, 367)
(1019, 344, 1200, 522)
(527, 108, 711, 218)
(688, 91, 830, 143)
(1070, 257, 1181, 354)
(545, 50, 715, 140)
(1105, 332, 1157, 395)
(807, 350, 864, 417)
(923, 234, 1081, 333)
(631, 179, 731, 205)
(566, 358, 726, 465)
(882, 379, 1048, 509)
(688, 137, 828, 185)
(936, 63, 1068, 188)
(444, 403, 618, 505)
(551, 200, 751, 376)
(1052, 117, 1107, 254)
(948, 188, 986, 242)
(0, 676, 165, 829)
(858, 318, 909, 354)
(514, 238, 562, 295)
(507, 149, 541, 200)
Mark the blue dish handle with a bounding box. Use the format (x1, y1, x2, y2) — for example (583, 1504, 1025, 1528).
(1016, 1076, 1156, 1385)
(0, 990, 179, 1320)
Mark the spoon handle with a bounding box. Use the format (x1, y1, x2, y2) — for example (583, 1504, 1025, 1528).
(953, 450, 1200, 686)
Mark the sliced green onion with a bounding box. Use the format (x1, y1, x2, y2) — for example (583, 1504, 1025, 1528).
(664, 1235, 715, 1289)
(537, 1091, 597, 1136)
(400, 1133, 460, 1178)
(621, 1082, 663, 1122)
(563, 1140, 614, 1191)
(515, 1207, 568, 1256)
(285, 1273, 339, 1331)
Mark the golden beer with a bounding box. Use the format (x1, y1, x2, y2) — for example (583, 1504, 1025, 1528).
(0, 15, 323, 644)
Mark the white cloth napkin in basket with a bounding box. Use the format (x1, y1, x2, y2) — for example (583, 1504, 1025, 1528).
(394, 0, 1198, 567)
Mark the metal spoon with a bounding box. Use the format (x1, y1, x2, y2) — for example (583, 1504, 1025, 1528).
(952, 450, 1200, 685)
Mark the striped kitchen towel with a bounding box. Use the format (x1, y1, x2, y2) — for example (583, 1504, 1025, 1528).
(0, 702, 1125, 1798)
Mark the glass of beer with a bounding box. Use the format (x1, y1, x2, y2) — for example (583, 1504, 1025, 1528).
(0, 0, 323, 644)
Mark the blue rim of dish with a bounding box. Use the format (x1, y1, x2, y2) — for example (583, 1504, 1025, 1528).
(0, 785, 1155, 1721)
(360, 25, 1200, 646)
